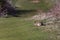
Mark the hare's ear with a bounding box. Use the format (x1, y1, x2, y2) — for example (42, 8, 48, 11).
(40, 22, 46, 26)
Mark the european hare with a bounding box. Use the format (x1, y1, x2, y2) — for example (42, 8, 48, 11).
(34, 21, 45, 27)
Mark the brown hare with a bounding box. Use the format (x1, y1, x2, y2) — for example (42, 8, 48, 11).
(34, 21, 45, 27)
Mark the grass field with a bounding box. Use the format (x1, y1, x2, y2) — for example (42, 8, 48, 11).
(0, 17, 56, 40)
(13, 0, 53, 11)
(0, 17, 49, 40)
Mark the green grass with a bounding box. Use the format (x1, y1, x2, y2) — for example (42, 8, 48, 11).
(0, 17, 54, 40)
(12, 0, 53, 11)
